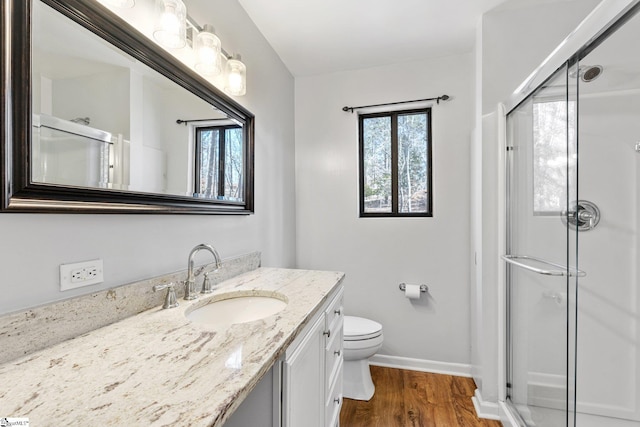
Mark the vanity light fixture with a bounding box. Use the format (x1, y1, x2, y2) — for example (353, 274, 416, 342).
(194, 24, 222, 76)
(100, 0, 248, 95)
(187, 16, 248, 96)
(224, 54, 246, 97)
(153, 0, 187, 49)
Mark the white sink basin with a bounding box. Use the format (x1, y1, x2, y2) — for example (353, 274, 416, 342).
(186, 292, 287, 326)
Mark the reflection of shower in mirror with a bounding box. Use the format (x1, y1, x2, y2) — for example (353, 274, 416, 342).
(31, 114, 130, 191)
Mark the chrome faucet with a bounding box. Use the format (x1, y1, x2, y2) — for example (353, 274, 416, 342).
(184, 243, 222, 300)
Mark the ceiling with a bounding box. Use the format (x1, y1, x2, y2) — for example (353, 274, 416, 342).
(237, 0, 510, 77)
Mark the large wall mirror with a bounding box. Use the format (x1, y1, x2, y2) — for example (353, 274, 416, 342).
(1, 0, 254, 213)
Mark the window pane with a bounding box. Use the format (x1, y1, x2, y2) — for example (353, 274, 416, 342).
(363, 116, 392, 213)
(398, 113, 428, 213)
(224, 127, 244, 202)
(533, 101, 574, 213)
(199, 129, 219, 198)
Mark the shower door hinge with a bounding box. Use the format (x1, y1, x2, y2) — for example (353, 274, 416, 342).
(506, 146, 514, 151)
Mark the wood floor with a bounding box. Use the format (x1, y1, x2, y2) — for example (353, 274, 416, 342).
(340, 366, 503, 427)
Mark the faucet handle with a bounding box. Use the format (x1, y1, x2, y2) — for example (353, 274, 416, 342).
(153, 283, 170, 292)
(153, 282, 179, 309)
(201, 273, 214, 294)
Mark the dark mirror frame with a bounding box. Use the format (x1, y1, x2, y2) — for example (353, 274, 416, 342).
(1, 0, 255, 214)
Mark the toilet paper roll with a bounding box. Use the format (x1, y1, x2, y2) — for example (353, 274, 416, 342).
(404, 284, 421, 300)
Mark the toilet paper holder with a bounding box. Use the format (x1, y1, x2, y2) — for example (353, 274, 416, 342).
(399, 283, 428, 293)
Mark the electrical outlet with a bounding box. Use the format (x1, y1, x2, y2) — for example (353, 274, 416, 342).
(60, 259, 104, 291)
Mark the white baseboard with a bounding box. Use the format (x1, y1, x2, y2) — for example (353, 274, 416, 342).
(472, 388, 501, 420)
(369, 354, 472, 377)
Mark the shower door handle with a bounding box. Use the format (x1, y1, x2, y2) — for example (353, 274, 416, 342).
(502, 255, 586, 277)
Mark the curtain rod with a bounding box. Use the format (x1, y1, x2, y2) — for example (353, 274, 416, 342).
(176, 118, 231, 126)
(342, 95, 450, 113)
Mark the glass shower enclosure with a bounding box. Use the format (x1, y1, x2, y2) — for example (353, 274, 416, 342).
(504, 2, 640, 426)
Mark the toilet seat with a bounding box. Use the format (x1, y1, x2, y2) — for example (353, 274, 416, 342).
(344, 316, 382, 341)
(344, 333, 384, 353)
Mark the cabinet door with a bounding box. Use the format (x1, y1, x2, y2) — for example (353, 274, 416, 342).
(283, 314, 325, 427)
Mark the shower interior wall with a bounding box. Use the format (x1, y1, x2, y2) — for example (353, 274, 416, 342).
(572, 15, 640, 420)
(572, 85, 640, 426)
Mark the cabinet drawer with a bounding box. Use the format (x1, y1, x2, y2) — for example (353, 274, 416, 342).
(325, 312, 343, 351)
(325, 360, 343, 426)
(324, 288, 344, 333)
(325, 322, 343, 391)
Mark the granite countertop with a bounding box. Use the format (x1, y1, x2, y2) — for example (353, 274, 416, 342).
(0, 267, 344, 426)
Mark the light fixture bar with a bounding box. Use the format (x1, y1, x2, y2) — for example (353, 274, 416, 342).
(185, 14, 246, 96)
(186, 15, 232, 60)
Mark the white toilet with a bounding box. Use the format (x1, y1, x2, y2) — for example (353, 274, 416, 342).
(343, 316, 384, 401)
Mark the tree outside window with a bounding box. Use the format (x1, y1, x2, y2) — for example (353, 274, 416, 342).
(532, 100, 575, 214)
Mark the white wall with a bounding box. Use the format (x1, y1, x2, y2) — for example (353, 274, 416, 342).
(481, 0, 603, 113)
(471, 0, 602, 409)
(295, 54, 474, 364)
(0, 0, 295, 314)
(52, 69, 130, 138)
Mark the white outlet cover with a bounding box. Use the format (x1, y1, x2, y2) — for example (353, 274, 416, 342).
(60, 259, 104, 291)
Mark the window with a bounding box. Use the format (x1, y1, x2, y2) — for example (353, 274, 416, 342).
(532, 100, 575, 214)
(195, 124, 244, 201)
(359, 108, 432, 217)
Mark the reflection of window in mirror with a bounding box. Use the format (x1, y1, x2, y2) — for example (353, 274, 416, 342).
(532, 100, 575, 215)
(195, 125, 244, 201)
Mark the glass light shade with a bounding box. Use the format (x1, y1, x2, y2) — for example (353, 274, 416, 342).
(103, 0, 135, 8)
(194, 25, 222, 76)
(153, 0, 187, 49)
(224, 56, 246, 96)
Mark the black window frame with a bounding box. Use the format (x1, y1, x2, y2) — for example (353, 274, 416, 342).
(194, 124, 243, 200)
(358, 107, 433, 218)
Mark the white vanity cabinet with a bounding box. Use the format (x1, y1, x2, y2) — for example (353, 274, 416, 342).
(282, 286, 344, 427)
(224, 284, 344, 427)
